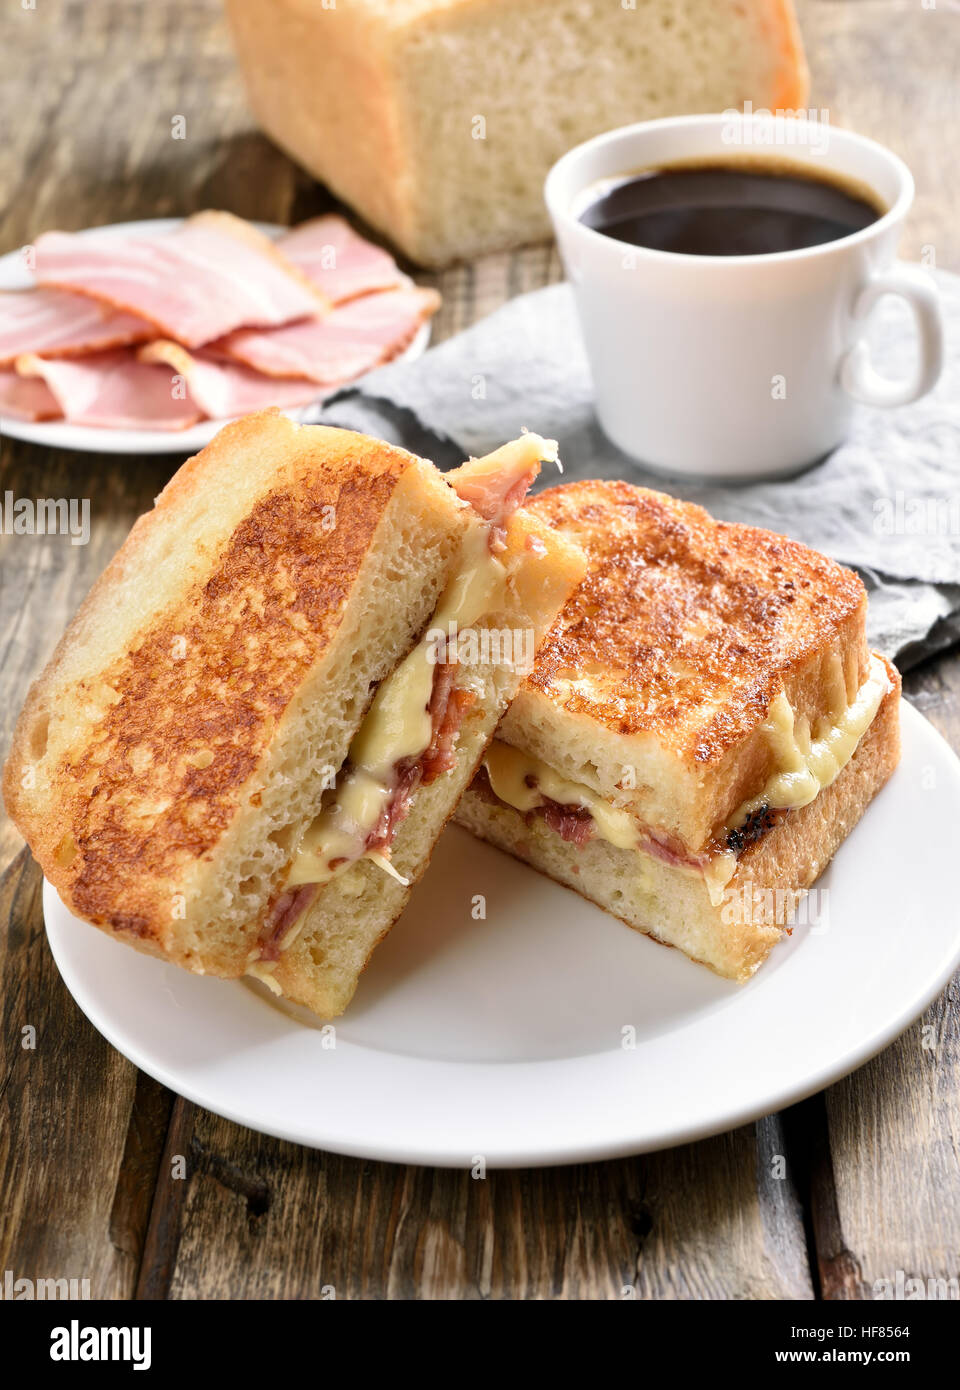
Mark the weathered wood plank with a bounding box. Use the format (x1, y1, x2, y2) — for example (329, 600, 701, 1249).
(136, 1099, 196, 1300)
(109, 1074, 176, 1277)
(160, 1108, 812, 1299)
(809, 668, 960, 1300)
(0, 851, 140, 1297)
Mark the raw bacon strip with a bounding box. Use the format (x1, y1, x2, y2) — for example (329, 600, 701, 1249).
(34, 212, 326, 349)
(17, 350, 203, 431)
(138, 341, 319, 419)
(0, 288, 152, 366)
(214, 285, 440, 384)
(279, 215, 409, 304)
(0, 368, 61, 421)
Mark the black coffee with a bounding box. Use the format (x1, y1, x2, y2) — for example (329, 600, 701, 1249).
(578, 159, 884, 256)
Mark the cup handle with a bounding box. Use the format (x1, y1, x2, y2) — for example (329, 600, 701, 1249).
(840, 266, 943, 408)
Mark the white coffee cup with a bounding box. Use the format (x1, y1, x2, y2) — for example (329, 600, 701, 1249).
(544, 113, 943, 480)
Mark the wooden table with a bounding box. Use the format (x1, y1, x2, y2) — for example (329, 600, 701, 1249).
(1, 0, 957, 1300)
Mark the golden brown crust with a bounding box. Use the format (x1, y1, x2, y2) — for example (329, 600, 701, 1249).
(522, 480, 867, 766)
(3, 411, 433, 946)
(767, 0, 810, 111)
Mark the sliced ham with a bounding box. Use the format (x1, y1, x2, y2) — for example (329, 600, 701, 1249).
(421, 664, 476, 784)
(279, 215, 409, 304)
(17, 350, 203, 431)
(0, 287, 152, 366)
(446, 435, 556, 549)
(257, 884, 321, 963)
(138, 340, 319, 419)
(213, 285, 440, 384)
(364, 760, 422, 857)
(470, 768, 598, 848)
(34, 212, 326, 349)
(0, 368, 61, 421)
(360, 665, 477, 862)
(539, 800, 595, 848)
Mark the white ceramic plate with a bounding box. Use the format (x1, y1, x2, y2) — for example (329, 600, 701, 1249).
(0, 218, 431, 454)
(44, 700, 960, 1168)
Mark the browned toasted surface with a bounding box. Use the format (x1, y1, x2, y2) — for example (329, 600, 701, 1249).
(3, 412, 431, 939)
(523, 480, 867, 764)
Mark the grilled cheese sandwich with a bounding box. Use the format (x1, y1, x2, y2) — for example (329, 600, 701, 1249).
(456, 480, 901, 981)
(4, 411, 585, 1016)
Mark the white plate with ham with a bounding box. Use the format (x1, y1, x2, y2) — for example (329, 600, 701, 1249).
(43, 701, 960, 1166)
(0, 216, 437, 454)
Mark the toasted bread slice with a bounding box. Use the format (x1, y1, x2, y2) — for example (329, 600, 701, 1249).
(4, 411, 470, 975)
(456, 660, 901, 982)
(500, 480, 869, 855)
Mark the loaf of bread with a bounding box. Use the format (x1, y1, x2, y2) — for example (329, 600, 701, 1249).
(225, 0, 809, 267)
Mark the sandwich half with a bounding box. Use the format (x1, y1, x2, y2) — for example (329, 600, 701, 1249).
(455, 480, 901, 982)
(4, 410, 584, 1016)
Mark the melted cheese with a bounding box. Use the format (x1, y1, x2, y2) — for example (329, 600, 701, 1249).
(482, 741, 737, 904)
(731, 652, 890, 827)
(287, 527, 509, 890)
(482, 741, 639, 849)
(700, 851, 737, 906)
(246, 961, 284, 995)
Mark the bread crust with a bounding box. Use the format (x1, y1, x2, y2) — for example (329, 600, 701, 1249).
(766, 0, 811, 111)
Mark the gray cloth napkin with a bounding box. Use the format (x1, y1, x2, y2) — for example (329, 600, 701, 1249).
(318, 269, 960, 668)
